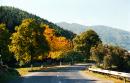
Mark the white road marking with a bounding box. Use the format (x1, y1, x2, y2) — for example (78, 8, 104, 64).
(59, 81, 61, 83)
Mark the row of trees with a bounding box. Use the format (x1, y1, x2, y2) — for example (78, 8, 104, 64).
(0, 18, 102, 66)
(0, 18, 130, 72)
(0, 18, 74, 66)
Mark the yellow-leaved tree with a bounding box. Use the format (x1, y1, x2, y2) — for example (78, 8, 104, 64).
(43, 25, 73, 60)
(9, 19, 50, 66)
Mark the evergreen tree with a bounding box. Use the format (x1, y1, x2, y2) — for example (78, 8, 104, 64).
(0, 23, 11, 64)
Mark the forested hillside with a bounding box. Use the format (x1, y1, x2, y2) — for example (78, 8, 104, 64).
(0, 6, 75, 39)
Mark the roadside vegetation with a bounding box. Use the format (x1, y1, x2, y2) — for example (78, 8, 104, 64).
(90, 44, 130, 71)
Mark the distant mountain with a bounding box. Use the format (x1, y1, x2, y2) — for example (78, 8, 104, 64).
(56, 22, 130, 50)
(0, 6, 75, 39)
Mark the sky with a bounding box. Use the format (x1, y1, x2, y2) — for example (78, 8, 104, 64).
(0, 0, 129, 31)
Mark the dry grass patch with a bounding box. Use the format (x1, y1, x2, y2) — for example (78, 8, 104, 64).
(16, 67, 47, 76)
(84, 70, 129, 83)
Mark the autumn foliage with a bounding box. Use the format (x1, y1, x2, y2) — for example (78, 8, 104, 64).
(43, 25, 73, 59)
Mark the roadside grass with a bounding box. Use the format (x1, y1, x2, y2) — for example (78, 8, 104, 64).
(16, 65, 70, 76)
(16, 62, 71, 76)
(16, 66, 47, 76)
(87, 65, 130, 83)
(84, 70, 130, 83)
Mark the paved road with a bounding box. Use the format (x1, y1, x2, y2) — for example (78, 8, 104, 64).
(9, 64, 113, 83)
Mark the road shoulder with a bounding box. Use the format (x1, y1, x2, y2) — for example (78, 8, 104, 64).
(79, 71, 114, 83)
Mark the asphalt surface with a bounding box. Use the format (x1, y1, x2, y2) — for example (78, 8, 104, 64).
(9, 64, 113, 83)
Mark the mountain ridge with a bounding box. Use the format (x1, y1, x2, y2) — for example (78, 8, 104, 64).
(56, 22, 130, 50)
(57, 22, 130, 33)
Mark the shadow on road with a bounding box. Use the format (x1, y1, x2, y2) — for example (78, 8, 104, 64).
(30, 65, 87, 72)
(9, 76, 97, 83)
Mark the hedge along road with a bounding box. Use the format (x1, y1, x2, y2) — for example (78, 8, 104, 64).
(9, 64, 113, 83)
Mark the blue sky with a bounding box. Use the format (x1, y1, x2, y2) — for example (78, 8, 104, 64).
(0, 0, 129, 31)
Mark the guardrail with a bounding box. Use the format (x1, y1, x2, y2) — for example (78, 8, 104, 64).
(88, 68, 130, 83)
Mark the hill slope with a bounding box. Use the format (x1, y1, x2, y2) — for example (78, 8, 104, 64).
(56, 22, 130, 50)
(0, 6, 75, 39)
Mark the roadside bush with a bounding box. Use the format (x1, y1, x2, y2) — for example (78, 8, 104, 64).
(61, 50, 85, 63)
(0, 65, 20, 82)
(103, 55, 112, 69)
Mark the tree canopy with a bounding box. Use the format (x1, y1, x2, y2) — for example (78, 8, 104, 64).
(73, 29, 102, 59)
(9, 19, 50, 66)
(43, 25, 73, 60)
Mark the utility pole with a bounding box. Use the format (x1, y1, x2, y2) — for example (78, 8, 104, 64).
(124, 77, 126, 83)
(60, 60, 62, 66)
(0, 54, 3, 65)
